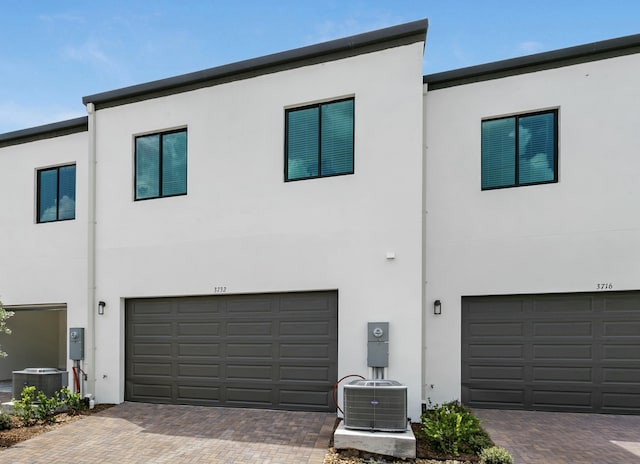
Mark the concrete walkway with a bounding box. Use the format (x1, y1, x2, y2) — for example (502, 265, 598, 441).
(1, 402, 336, 464)
(475, 409, 640, 464)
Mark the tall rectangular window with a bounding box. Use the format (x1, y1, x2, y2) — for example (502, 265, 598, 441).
(135, 128, 187, 200)
(37, 164, 76, 223)
(481, 110, 558, 190)
(285, 98, 354, 181)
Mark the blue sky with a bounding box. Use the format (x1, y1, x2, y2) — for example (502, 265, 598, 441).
(1, 0, 638, 133)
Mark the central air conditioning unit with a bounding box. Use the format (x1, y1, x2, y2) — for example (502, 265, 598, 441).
(343, 379, 407, 432)
(12, 368, 69, 399)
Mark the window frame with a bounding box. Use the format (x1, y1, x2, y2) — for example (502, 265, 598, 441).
(284, 97, 355, 182)
(481, 109, 559, 190)
(36, 163, 76, 224)
(134, 127, 188, 201)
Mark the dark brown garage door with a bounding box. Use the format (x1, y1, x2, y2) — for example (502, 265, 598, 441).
(462, 291, 640, 414)
(125, 291, 338, 412)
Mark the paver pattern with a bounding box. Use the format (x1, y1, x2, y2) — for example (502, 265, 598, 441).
(475, 409, 640, 464)
(1, 402, 336, 464)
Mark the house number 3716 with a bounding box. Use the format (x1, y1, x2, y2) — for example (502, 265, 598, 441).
(597, 283, 613, 290)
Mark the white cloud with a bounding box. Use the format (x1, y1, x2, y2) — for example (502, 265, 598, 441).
(518, 41, 544, 54)
(0, 102, 85, 134)
(306, 13, 402, 45)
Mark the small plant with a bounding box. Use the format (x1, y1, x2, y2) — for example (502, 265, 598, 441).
(480, 445, 514, 464)
(59, 386, 86, 414)
(35, 390, 62, 423)
(0, 410, 12, 430)
(421, 400, 492, 456)
(13, 385, 36, 426)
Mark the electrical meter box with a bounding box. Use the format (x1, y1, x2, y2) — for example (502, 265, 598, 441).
(69, 327, 84, 360)
(367, 322, 389, 367)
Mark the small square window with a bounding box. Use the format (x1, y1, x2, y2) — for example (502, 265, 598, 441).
(135, 129, 187, 200)
(481, 110, 558, 190)
(37, 164, 76, 223)
(285, 98, 354, 181)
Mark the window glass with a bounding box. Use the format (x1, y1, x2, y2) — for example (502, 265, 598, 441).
(287, 107, 319, 180)
(37, 165, 76, 223)
(321, 99, 354, 176)
(481, 110, 557, 190)
(135, 129, 186, 200)
(162, 131, 187, 196)
(136, 134, 160, 200)
(286, 98, 354, 181)
(58, 165, 76, 220)
(518, 113, 556, 184)
(38, 169, 58, 222)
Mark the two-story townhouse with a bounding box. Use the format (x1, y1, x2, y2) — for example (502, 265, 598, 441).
(1, 18, 640, 418)
(0, 118, 88, 380)
(424, 34, 640, 414)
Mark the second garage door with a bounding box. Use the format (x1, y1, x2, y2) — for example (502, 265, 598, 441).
(125, 291, 338, 412)
(462, 291, 640, 414)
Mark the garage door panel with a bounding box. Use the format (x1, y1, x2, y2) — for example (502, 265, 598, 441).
(280, 320, 331, 336)
(604, 321, 640, 337)
(603, 344, 640, 360)
(534, 321, 592, 337)
(533, 344, 592, 360)
(463, 291, 640, 413)
(178, 343, 220, 357)
(280, 365, 331, 382)
(227, 343, 273, 358)
(178, 322, 220, 336)
(133, 362, 173, 376)
(470, 322, 523, 337)
(532, 296, 593, 314)
(133, 342, 172, 356)
(469, 344, 524, 359)
(280, 343, 331, 359)
(533, 366, 592, 382)
(227, 321, 273, 336)
(177, 363, 220, 378)
(178, 385, 220, 402)
(469, 365, 524, 381)
(532, 390, 593, 408)
(134, 323, 173, 337)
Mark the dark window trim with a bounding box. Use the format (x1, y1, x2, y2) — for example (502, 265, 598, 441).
(134, 128, 188, 201)
(36, 163, 76, 224)
(481, 108, 558, 191)
(284, 97, 355, 182)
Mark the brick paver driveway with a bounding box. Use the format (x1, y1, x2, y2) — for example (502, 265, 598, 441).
(1, 402, 336, 464)
(475, 409, 640, 464)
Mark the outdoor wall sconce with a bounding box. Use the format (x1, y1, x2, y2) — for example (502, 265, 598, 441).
(433, 299, 442, 315)
(98, 301, 106, 316)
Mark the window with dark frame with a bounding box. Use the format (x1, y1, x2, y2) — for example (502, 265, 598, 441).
(135, 128, 187, 200)
(481, 109, 558, 190)
(285, 98, 354, 181)
(37, 164, 76, 223)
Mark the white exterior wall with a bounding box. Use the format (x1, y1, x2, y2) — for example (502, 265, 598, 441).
(0, 132, 88, 373)
(424, 53, 640, 404)
(93, 43, 425, 418)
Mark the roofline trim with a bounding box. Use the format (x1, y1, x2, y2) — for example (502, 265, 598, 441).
(424, 32, 640, 90)
(0, 116, 88, 148)
(83, 19, 428, 109)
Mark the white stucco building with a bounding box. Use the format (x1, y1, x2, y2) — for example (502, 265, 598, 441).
(1, 19, 639, 417)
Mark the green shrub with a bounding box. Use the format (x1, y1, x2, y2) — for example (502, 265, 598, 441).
(12, 385, 36, 426)
(421, 400, 492, 456)
(35, 390, 62, 423)
(59, 386, 86, 414)
(480, 446, 514, 464)
(0, 410, 12, 430)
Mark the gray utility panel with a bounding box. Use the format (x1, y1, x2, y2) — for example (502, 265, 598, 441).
(462, 291, 640, 414)
(125, 291, 338, 412)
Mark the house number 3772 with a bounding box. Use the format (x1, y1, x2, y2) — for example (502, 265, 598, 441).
(214, 286, 227, 293)
(597, 283, 613, 290)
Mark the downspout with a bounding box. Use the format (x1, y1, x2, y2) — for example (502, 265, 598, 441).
(421, 84, 428, 408)
(86, 102, 97, 398)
